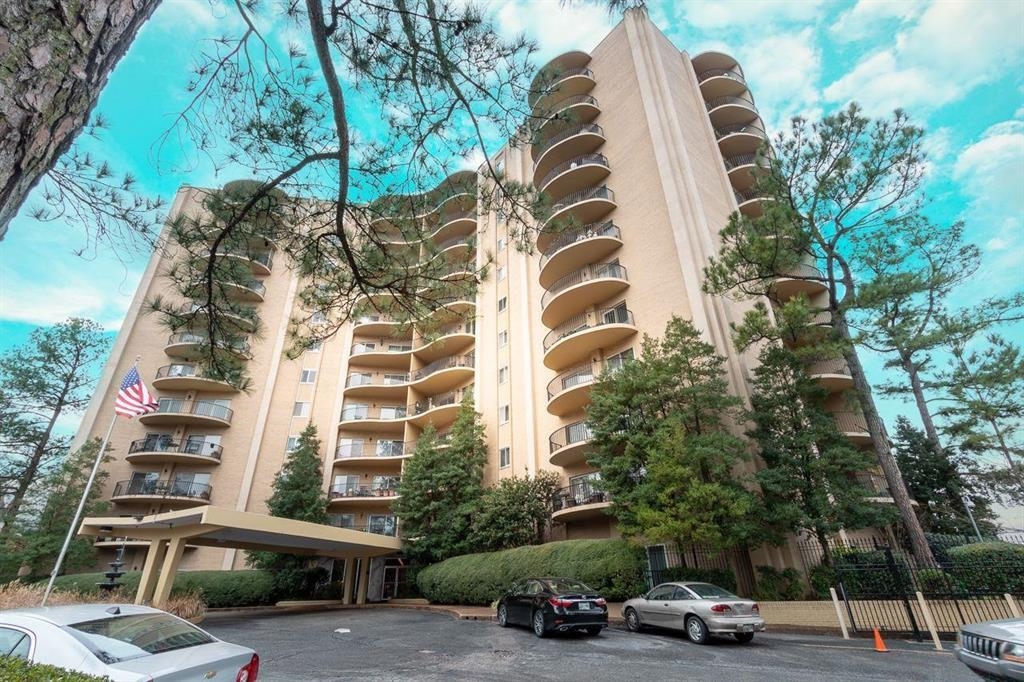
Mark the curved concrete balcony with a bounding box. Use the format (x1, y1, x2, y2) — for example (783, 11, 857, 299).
(706, 95, 759, 128)
(344, 371, 410, 400)
(411, 353, 475, 394)
(433, 233, 475, 259)
(723, 153, 769, 191)
(328, 483, 400, 507)
(541, 262, 629, 328)
(532, 124, 605, 186)
(551, 484, 611, 522)
(348, 341, 414, 369)
(715, 121, 767, 158)
(537, 153, 610, 201)
(691, 50, 742, 78)
(413, 321, 475, 363)
(427, 208, 476, 245)
(202, 249, 273, 276)
(111, 479, 212, 506)
(733, 187, 773, 218)
(697, 67, 748, 100)
(529, 50, 595, 111)
(427, 295, 477, 321)
(549, 420, 594, 467)
(772, 263, 828, 301)
(833, 411, 872, 446)
(539, 221, 622, 289)
(536, 94, 601, 135)
(186, 303, 259, 334)
(807, 358, 855, 393)
(408, 388, 465, 428)
(334, 440, 409, 466)
(537, 185, 617, 253)
(152, 364, 238, 393)
(338, 405, 408, 433)
(855, 472, 896, 504)
(543, 307, 637, 370)
(352, 314, 409, 338)
(139, 399, 234, 427)
(546, 363, 595, 416)
(191, 276, 266, 303)
(125, 437, 223, 466)
(163, 333, 250, 361)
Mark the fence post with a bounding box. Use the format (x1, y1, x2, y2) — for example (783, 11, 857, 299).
(829, 587, 850, 639)
(884, 546, 922, 642)
(914, 591, 943, 651)
(1006, 594, 1023, 619)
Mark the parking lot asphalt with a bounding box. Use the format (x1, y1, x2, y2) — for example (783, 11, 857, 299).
(202, 607, 976, 682)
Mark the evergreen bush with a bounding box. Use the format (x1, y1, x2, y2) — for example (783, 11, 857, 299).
(0, 657, 106, 681)
(945, 542, 1024, 594)
(659, 566, 738, 593)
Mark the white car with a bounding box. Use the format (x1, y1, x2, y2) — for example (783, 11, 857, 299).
(0, 603, 259, 681)
(622, 582, 765, 644)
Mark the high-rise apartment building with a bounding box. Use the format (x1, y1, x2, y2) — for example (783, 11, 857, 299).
(75, 10, 870, 582)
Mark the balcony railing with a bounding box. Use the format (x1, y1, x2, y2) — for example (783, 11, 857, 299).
(546, 185, 615, 219)
(345, 372, 410, 388)
(413, 353, 475, 381)
(551, 481, 609, 511)
(697, 67, 745, 84)
(434, 234, 474, 252)
(539, 94, 599, 121)
(112, 479, 212, 501)
(329, 517, 398, 536)
(165, 333, 250, 355)
(412, 389, 462, 415)
(154, 363, 237, 385)
(436, 208, 475, 227)
(833, 411, 869, 434)
(339, 405, 408, 421)
(537, 153, 609, 190)
(127, 437, 223, 460)
(722, 153, 763, 171)
(714, 122, 766, 140)
(529, 66, 594, 107)
(734, 188, 768, 204)
(543, 306, 634, 351)
(350, 342, 413, 355)
(152, 399, 234, 423)
(549, 420, 593, 454)
(335, 440, 408, 459)
(541, 262, 627, 309)
(546, 363, 595, 400)
(539, 221, 620, 267)
(806, 357, 850, 376)
(705, 95, 757, 112)
(855, 472, 890, 496)
(329, 481, 401, 499)
(534, 123, 604, 163)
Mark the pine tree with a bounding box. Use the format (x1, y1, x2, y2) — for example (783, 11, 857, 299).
(393, 396, 487, 562)
(586, 316, 762, 551)
(469, 471, 561, 552)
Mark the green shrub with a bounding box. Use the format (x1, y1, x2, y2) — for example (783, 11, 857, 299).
(48, 569, 278, 607)
(945, 542, 1024, 594)
(0, 657, 106, 681)
(915, 568, 962, 595)
(417, 539, 646, 605)
(808, 564, 836, 600)
(831, 549, 912, 597)
(660, 566, 738, 594)
(753, 566, 804, 601)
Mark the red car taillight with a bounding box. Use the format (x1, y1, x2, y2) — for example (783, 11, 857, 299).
(710, 604, 732, 613)
(236, 653, 260, 682)
(751, 603, 759, 613)
(548, 596, 573, 608)
(594, 598, 607, 607)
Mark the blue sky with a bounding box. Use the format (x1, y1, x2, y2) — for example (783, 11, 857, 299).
(1, 0, 1022, 496)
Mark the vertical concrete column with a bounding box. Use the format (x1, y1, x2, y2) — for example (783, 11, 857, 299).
(152, 537, 187, 608)
(342, 557, 357, 605)
(356, 556, 371, 605)
(135, 540, 168, 605)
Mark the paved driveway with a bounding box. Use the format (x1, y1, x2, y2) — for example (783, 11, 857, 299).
(202, 608, 975, 682)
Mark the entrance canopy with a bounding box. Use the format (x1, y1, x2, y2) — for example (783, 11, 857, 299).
(77, 505, 402, 606)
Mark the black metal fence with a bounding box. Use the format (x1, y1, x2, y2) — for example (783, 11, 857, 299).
(643, 543, 757, 596)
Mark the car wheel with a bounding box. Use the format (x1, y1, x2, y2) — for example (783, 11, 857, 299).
(532, 610, 548, 638)
(497, 604, 509, 628)
(734, 632, 754, 643)
(624, 607, 642, 633)
(583, 626, 602, 636)
(686, 616, 709, 645)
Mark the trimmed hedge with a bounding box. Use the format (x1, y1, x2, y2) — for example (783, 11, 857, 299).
(752, 566, 804, 601)
(660, 566, 737, 594)
(48, 569, 277, 608)
(0, 657, 106, 681)
(417, 539, 647, 605)
(945, 542, 1024, 594)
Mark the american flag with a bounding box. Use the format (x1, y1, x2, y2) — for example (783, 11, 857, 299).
(115, 366, 159, 418)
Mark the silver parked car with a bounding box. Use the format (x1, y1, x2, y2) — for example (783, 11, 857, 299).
(0, 603, 260, 681)
(622, 582, 765, 644)
(956, 617, 1024, 681)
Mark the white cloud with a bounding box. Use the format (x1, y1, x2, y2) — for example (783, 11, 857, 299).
(829, 0, 925, 43)
(494, 0, 617, 63)
(736, 29, 823, 133)
(0, 269, 137, 330)
(680, 0, 826, 29)
(153, 0, 221, 31)
(824, 1, 1024, 114)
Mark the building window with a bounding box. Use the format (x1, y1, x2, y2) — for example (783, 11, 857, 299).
(497, 296, 507, 312)
(499, 405, 510, 423)
(605, 348, 635, 373)
(497, 237, 506, 252)
(310, 311, 327, 324)
(498, 366, 508, 384)
(286, 436, 300, 452)
(499, 446, 511, 468)
(497, 266, 506, 281)
(498, 330, 508, 347)
(300, 369, 317, 384)
(307, 339, 322, 352)
(293, 401, 310, 417)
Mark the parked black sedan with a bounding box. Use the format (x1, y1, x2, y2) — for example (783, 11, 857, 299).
(496, 577, 608, 637)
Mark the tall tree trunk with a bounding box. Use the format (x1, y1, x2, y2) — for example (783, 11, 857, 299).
(0, 389, 66, 532)
(832, 314, 935, 565)
(0, 0, 162, 238)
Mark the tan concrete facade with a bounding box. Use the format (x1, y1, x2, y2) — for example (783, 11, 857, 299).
(77, 11, 829, 574)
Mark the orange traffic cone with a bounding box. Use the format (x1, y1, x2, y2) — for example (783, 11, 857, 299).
(872, 628, 889, 653)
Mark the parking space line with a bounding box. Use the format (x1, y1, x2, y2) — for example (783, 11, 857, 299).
(796, 643, 951, 655)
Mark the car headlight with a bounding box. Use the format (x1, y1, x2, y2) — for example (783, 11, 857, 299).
(1000, 643, 1024, 663)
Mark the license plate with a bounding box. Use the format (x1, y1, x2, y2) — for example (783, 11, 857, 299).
(577, 602, 591, 610)
(738, 624, 753, 633)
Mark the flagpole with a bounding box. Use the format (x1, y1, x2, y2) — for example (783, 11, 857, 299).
(41, 410, 119, 606)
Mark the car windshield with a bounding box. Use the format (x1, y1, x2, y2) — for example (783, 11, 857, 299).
(65, 613, 215, 664)
(687, 583, 738, 599)
(544, 579, 593, 594)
